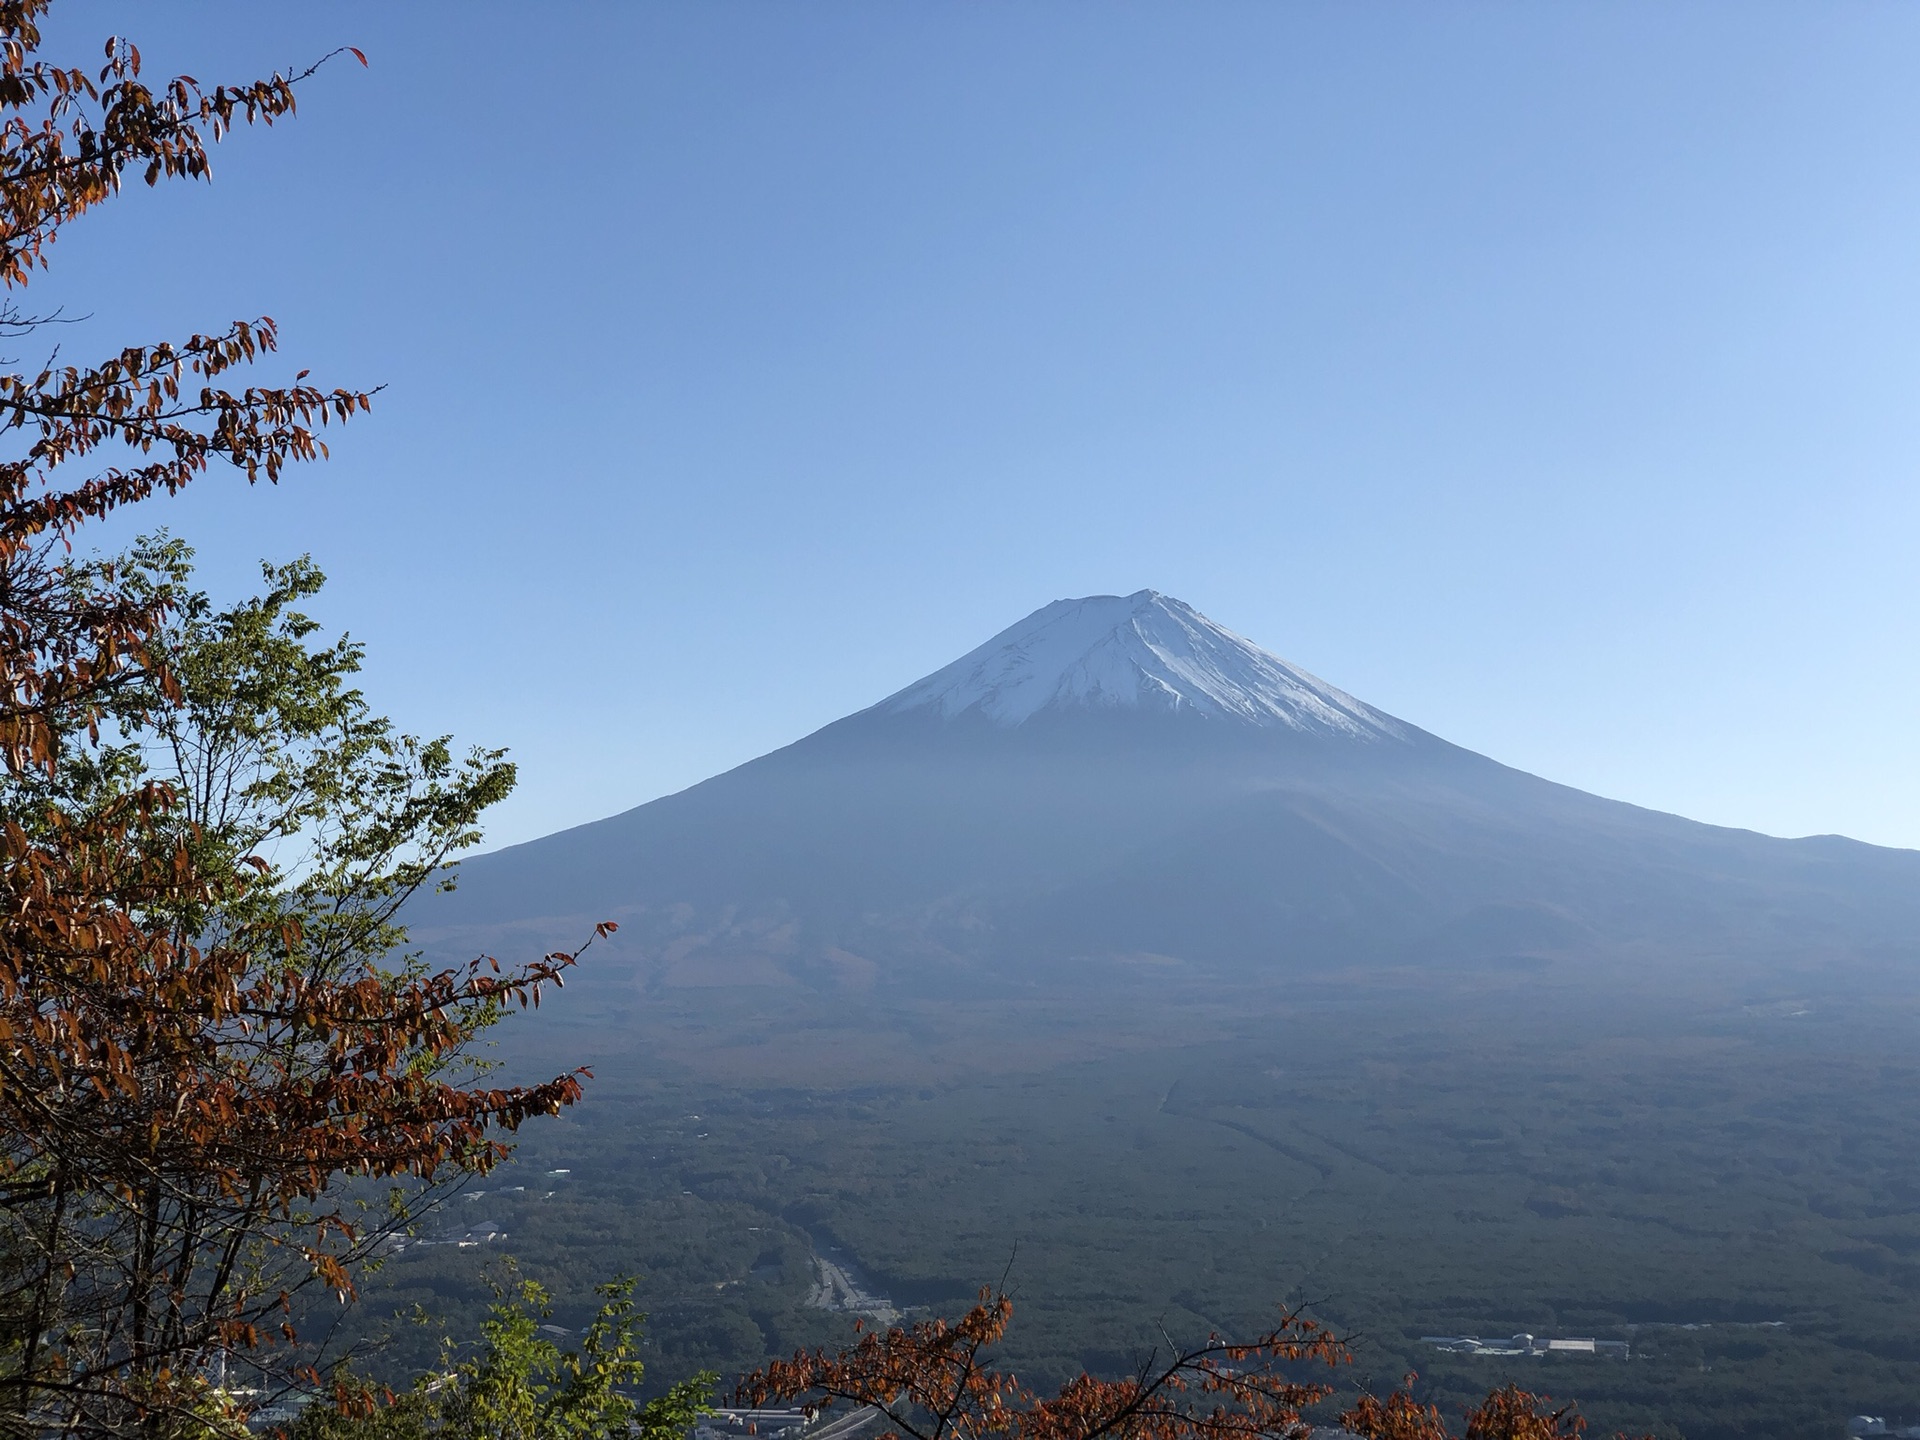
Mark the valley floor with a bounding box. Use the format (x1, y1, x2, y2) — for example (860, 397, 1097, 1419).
(342, 978, 1920, 1440)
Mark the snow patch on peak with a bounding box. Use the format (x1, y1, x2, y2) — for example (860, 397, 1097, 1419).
(872, 590, 1405, 740)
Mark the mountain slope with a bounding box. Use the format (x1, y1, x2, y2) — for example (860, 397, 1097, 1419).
(419, 592, 1920, 1006)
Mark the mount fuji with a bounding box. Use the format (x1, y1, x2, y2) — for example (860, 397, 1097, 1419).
(421, 592, 1920, 1035)
(870, 590, 1403, 738)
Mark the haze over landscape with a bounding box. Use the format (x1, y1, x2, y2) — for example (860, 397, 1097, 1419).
(427, 587, 1920, 1019)
(395, 588, 1920, 1440)
(12, 6, 1920, 1440)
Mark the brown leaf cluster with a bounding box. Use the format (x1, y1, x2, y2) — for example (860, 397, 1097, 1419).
(0, 0, 370, 781)
(736, 1291, 1346, 1440)
(0, 5, 591, 1431)
(741, 1307, 1659, 1440)
(1340, 1376, 1653, 1440)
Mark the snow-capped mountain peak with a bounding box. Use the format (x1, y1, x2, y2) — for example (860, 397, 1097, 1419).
(871, 590, 1405, 739)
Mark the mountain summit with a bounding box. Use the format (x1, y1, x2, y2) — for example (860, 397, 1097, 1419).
(871, 590, 1403, 740)
(426, 589, 1920, 1008)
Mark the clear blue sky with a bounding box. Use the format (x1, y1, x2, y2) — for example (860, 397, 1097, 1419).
(43, 3, 1920, 849)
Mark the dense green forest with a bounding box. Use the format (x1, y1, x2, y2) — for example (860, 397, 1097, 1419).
(338, 983, 1920, 1440)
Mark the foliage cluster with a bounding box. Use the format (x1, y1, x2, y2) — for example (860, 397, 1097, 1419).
(293, 1273, 712, 1440)
(738, 1293, 1346, 1440)
(0, 4, 593, 1431)
(728, 1287, 1603, 1440)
